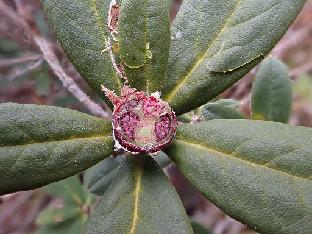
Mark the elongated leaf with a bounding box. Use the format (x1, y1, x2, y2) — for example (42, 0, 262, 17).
(202, 99, 245, 120)
(0, 103, 114, 195)
(165, 120, 312, 233)
(118, 0, 170, 92)
(86, 151, 171, 196)
(42, 0, 122, 98)
(84, 154, 193, 234)
(162, 0, 306, 115)
(37, 176, 95, 234)
(86, 156, 121, 196)
(36, 207, 80, 225)
(251, 57, 292, 123)
(154, 151, 171, 168)
(46, 176, 87, 205)
(191, 221, 212, 234)
(36, 215, 86, 234)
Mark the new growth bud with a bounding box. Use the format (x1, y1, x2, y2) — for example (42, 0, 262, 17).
(103, 86, 177, 154)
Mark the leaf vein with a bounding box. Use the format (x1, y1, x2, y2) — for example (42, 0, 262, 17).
(165, 0, 242, 102)
(1, 135, 112, 148)
(176, 139, 311, 182)
(129, 168, 142, 234)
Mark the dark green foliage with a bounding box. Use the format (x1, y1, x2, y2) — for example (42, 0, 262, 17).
(84, 154, 192, 234)
(36, 176, 95, 234)
(165, 120, 312, 233)
(0, 0, 309, 233)
(0, 103, 113, 194)
(252, 57, 293, 123)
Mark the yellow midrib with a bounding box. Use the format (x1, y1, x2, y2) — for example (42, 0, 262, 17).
(165, 0, 241, 103)
(129, 168, 142, 234)
(2, 135, 112, 148)
(176, 139, 312, 182)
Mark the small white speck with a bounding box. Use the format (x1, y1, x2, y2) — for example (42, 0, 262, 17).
(175, 31, 182, 39)
(151, 91, 161, 99)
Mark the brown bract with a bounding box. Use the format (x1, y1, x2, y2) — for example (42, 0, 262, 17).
(108, 1, 120, 33)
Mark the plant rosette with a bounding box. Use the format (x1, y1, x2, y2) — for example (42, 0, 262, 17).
(102, 85, 178, 154)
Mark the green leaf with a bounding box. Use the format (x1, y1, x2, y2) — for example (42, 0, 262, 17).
(154, 151, 171, 168)
(118, 0, 170, 92)
(37, 176, 95, 234)
(36, 207, 80, 225)
(86, 156, 121, 196)
(177, 113, 193, 123)
(84, 154, 193, 234)
(191, 221, 212, 234)
(42, 0, 122, 98)
(46, 176, 87, 205)
(36, 215, 86, 234)
(35, 72, 52, 96)
(251, 57, 293, 123)
(162, 0, 306, 115)
(86, 151, 171, 196)
(165, 120, 312, 233)
(0, 103, 114, 195)
(202, 99, 245, 120)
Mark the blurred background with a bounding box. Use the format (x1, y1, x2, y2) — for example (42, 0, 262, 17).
(0, 0, 312, 233)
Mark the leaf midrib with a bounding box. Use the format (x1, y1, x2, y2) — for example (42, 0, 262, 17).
(48, 0, 122, 91)
(164, 0, 242, 102)
(1, 135, 112, 148)
(129, 168, 142, 234)
(175, 139, 312, 182)
(89, 0, 122, 91)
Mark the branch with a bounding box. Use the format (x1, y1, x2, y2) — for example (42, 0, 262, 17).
(0, 54, 42, 68)
(33, 36, 112, 119)
(7, 59, 43, 80)
(0, 1, 112, 120)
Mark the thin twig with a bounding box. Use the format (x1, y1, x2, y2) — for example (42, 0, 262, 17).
(7, 59, 43, 80)
(33, 36, 112, 119)
(0, 1, 112, 120)
(0, 54, 42, 68)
